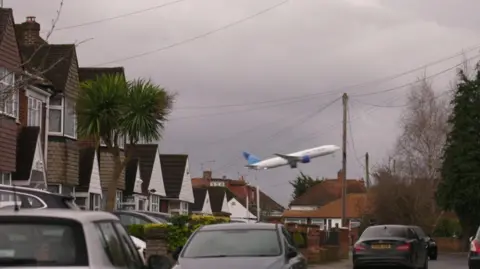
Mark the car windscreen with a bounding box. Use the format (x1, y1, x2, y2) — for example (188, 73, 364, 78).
(182, 229, 282, 258)
(0, 217, 88, 266)
(361, 226, 407, 238)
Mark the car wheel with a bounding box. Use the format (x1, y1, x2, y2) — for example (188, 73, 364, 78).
(430, 252, 437, 260)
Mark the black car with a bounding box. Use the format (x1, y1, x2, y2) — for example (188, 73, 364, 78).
(353, 224, 428, 269)
(0, 185, 78, 209)
(409, 225, 437, 260)
(171, 222, 307, 269)
(469, 228, 480, 269)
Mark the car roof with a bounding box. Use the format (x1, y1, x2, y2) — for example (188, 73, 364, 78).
(0, 184, 73, 199)
(0, 209, 118, 223)
(200, 222, 277, 231)
(368, 224, 407, 229)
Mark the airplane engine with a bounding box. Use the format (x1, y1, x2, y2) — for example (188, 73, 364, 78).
(301, 156, 310, 163)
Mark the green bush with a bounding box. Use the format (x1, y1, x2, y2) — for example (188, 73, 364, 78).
(127, 224, 146, 240)
(433, 218, 462, 237)
(138, 215, 230, 251)
(292, 232, 306, 248)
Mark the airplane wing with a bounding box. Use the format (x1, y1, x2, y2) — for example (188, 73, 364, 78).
(274, 153, 301, 162)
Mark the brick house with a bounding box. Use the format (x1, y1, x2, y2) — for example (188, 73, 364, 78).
(0, 9, 23, 185)
(78, 67, 127, 208)
(15, 16, 80, 195)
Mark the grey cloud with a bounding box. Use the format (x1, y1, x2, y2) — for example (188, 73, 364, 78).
(7, 0, 480, 205)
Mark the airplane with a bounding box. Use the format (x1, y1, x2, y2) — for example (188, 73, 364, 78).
(242, 145, 340, 170)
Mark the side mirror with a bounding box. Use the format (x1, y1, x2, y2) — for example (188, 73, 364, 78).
(172, 246, 183, 261)
(286, 248, 297, 259)
(147, 254, 172, 269)
(470, 236, 474, 242)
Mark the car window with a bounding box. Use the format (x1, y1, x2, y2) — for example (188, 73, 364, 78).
(117, 214, 149, 226)
(0, 217, 88, 266)
(182, 229, 282, 258)
(361, 226, 408, 238)
(112, 222, 144, 269)
(281, 227, 295, 247)
(412, 227, 426, 238)
(95, 222, 128, 266)
(0, 190, 45, 209)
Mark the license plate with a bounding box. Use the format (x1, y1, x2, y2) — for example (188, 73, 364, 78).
(371, 244, 391, 249)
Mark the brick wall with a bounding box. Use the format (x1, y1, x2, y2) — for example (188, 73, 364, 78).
(433, 237, 462, 253)
(0, 116, 17, 172)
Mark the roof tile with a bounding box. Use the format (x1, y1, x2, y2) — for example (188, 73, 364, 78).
(283, 193, 367, 218)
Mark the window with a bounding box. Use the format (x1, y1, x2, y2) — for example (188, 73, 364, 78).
(47, 184, 60, 194)
(0, 190, 46, 208)
(89, 193, 101, 211)
(150, 195, 160, 212)
(0, 219, 88, 266)
(284, 218, 307, 224)
(115, 190, 123, 210)
(180, 201, 189, 215)
(49, 95, 63, 133)
(27, 97, 42, 127)
(64, 98, 76, 138)
(361, 226, 408, 239)
(75, 197, 87, 210)
(95, 222, 127, 266)
(311, 218, 325, 229)
(138, 199, 146, 211)
(0, 67, 17, 118)
(182, 229, 282, 258)
(0, 173, 11, 185)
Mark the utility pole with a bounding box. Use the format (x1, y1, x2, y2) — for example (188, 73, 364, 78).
(365, 152, 370, 189)
(341, 93, 348, 228)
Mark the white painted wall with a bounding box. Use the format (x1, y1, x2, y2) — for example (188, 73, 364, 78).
(221, 193, 229, 213)
(289, 205, 317, 211)
(89, 151, 102, 196)
(31, 135, 46, 186)
(148, 150, 166, 196)
(178, 158, 194, 203)
(133, 164, 143, 194)
(228, 197, 256, 220)
(201, 191, 212, 214)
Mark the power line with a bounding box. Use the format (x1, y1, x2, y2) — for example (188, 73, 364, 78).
(94, 0, 289, 66)
(52, 0, 186, 32)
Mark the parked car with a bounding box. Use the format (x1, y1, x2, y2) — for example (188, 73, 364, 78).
(113, 210, 169, 227)
(170, 222, 307, 269)
(469, 230, 480, 269)
(353, 224, 428, 269)
(0, 209, 170, 268)
(0, 184, 78, 210)
(130, 235, 146, 264)
(409, 225, 437, 260)
(137, 210, 171, 222)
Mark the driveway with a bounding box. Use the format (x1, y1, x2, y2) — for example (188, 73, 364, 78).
(308, 253, 468, 268)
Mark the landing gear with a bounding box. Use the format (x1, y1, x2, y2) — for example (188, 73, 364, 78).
(289, 162, 297, 169)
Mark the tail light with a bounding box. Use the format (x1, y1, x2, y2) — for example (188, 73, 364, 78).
(354, 243, 366, 251)
(471, 239, 480, 253)
(396, 243, 410, 251)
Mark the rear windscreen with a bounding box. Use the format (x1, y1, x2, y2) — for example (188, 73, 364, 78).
(361, 226, 407, 238)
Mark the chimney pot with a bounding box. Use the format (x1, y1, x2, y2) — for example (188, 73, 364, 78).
(26, 16, 36, 22)
(203, 170, 212, 181)
(337, 169, 344, 182)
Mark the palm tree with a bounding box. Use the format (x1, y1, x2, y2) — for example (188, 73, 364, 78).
(77, 74, 175, 211)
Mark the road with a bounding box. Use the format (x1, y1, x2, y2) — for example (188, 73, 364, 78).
(309, 253, 469, 268)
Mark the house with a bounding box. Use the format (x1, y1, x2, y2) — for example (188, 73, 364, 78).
(159, 154, 194, 215)
(190, 188, 212, 215)
(192, 170, 285, 221)
(207, 187, 232, 216)
(78, 67, 127, 208)
(75, 147, 102, 210)
(0, 9, 24, 186)
(284, 170, 366, 228)
(123, 144, 167, 212)
(283, 193, 367, 229)
(15, 16, 80, 196)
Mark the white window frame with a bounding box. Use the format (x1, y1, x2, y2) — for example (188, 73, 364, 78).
(150, 194, 160, 212)
(89, 193, 102, 211)
(0, 173, 11, 186)
(47, 184, 61, 194)
(180, 201, 189, 215)
(310, 218, 325, 229)
(27, 96, 42, 127)
(0, 67, 17, 119)
(115, 190, 123, 210)
(284, 218, 307, 224)
(64, 98, 77, 139)
(48, 96, 63, 135)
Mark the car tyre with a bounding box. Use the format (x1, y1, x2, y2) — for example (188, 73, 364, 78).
(430, 252, 437, 260)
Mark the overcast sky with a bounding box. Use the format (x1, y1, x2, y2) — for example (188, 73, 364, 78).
(8, 0, 480, 205)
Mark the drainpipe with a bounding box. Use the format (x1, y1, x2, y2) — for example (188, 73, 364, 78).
(44, 91, 50, 171)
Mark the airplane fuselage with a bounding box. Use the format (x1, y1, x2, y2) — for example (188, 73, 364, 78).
(247, 145, 340, 170)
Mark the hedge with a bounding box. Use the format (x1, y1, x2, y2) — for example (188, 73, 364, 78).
(127, 214, 230, 251)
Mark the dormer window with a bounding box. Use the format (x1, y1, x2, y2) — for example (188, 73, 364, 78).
(0, 67, 17, 118)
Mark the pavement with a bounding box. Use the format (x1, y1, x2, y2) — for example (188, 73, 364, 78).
(308, 252, 469, 268)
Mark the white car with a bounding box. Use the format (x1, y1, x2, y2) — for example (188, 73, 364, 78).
(130, 235, 146, 264)
(0, 209, 171, 268)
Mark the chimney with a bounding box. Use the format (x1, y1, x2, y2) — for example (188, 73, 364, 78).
(337, 169, 344, 182)
(203, 170, 212, 181)
(19, 16, 41, 46)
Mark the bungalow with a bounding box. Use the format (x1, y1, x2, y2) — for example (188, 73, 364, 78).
(190, 188, 212, 215)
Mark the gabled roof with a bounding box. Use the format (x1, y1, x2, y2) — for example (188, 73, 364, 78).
(126, 145, 159, 195)
(78, 67, 125, 82)
(191, 188, 208, 212)
(283, 193, 367, 218)
(0, 9, 12, 42)
(124, 159, 141, 196)
(289, 179, 366, 206)
(77, 147, 96, 193)
(18, 44, 75, 92)
(159, 154, 188, 198)
(207, 187, 228, 213)
(12, 127, 40, 181)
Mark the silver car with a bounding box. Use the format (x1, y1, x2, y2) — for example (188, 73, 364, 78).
(0, 209, 171, 268)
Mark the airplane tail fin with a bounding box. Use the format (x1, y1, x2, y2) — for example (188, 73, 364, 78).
(242, 151, 261, 165)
